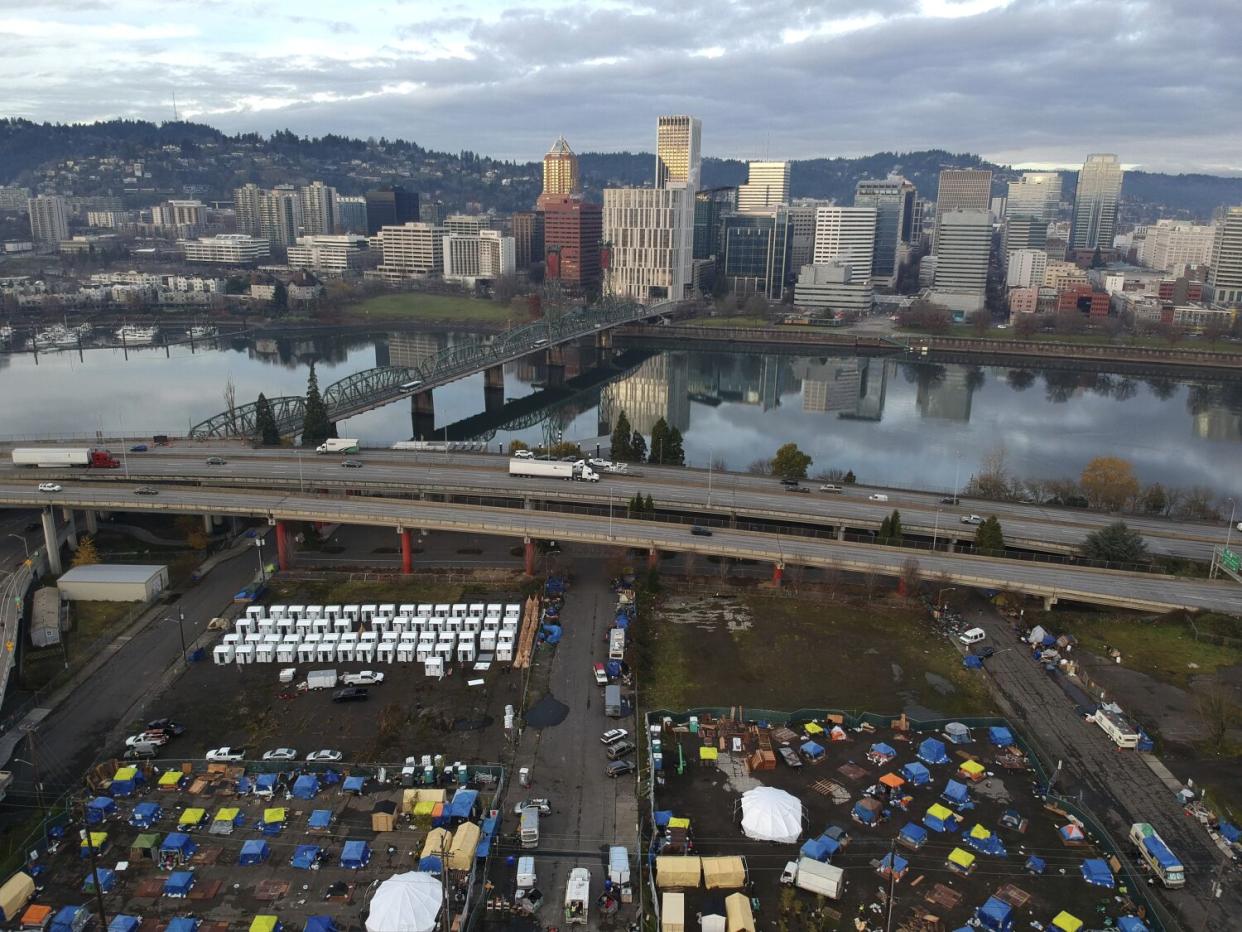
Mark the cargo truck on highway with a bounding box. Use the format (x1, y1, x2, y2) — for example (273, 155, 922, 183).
(1130, 822, 1185, 887)
(11, 447, 119, 469)
(509, 460, 600, 482)
(316, 438, 360, 454)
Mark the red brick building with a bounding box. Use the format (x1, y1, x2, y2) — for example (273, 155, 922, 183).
(1056, 283, 1111, 317)
(541, 195, 602, 294)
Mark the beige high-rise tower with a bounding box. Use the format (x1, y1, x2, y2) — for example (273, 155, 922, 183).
(541, 136, 580, 199)
(656, 115, 702, 191)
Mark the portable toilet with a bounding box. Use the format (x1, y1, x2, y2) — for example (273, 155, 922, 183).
(399, 603, 416, 617)
(397, 640, 416, 663)
(245, 606, 264, 624)
(276, 640, 296, 664)
(356, 640, 375, 664)
(425, 657, 445, 679)
(315, 640, 336, 663)
(445, 615, 462, 634)
(378, 603, 396, 621)
(434, 603, 451, 618)
(257, 617, 275, 637)
(457, 633, 477, 663)
(268, 605, 287, 621)
(276, 616, 294, 636)
(480, 630, 497, 652)
(450, 603, 466, 619)
(213, 644, 234, 665)
(372, 616, 390, 636)
(496, 636, 514, 662)
(235, 643, 255, 665)
(392, 615, 410, 636)
(463, 615, 481, 634)
(416, 636, 435, 662)
(310, 608, 329, 634)
(377, 642, 397, 664)
(324, 604, 341, 621)
(235, 616, 254, 637)
(428, 615, 445, 633)
(256, 642, 275, 664)
(297, 640, 316, 663)
(294, 614, 312, 636)
(333, 613, 351, 634)
(337, 637, 356, 663)
(360, 604, 376, 626)
(343, 604, 360, 625)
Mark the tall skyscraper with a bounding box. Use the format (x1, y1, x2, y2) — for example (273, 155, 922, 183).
(603, 186, 695, 302)
(299, 181, 339, 236)
(737, 161, 790, 213)
(233, 183, 263, 237)
(812, 206, 878, 281)
(786, 200, 828, 272)
(541, 136, 580, 199)
(1208, 207, 1242, 307)
(27, 195, 68, 244)
(365, 186, 419, 236)
(853, 177, 916, 285)
(511, 211, 544, 270)
(1070, 154, 1123, 252)
(1006, 172, 1061, 222)
(542, 195, 602, 293)
(259, 188, 300, 246)
(693, 187, 737, 260)
(930, 208, 992, 313)
(934, 169, 991, 250)
(336, 196, 368, 234)
(721, 208, 792, 299)
(655, 115, 702, 191)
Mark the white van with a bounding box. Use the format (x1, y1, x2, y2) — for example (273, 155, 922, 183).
(959, 627, 987, 645)
(520, 807, 539, 848)
(868, 493, 889, 502)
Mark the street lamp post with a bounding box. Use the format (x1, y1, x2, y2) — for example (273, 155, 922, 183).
(608, 493, 614, 540)
(932, 508, 941, 551)
(937, 586, 957, 612)
(708, 453, 713, 509)
(168, 607, 187, 663)
(7, 533, 29, 559)
(952, 449, 961, 501)
(1225, 497, 1237, 556)
(254, 537, 265, 582)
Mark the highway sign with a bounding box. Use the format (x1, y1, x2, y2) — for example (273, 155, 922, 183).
(1222, 548, 1240, 572)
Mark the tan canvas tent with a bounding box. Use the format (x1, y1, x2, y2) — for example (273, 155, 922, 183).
(725, 892, 756, 931)
(656, 855, 701, 888)
(421, 827, 453, 859)
(0, 872, 34, 922)
(447, 821, 481, 871)
(701, 856, 746, 889)
(661, 891, 685, 932)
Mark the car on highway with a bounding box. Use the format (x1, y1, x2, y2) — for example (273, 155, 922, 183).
(341, 671, 385, 686)
(600, 728, 629, 745)
(332, 687, 369, 702)
(691, 525, 713, 537)
(125, 731, 169, 748)
(960, 514, 984, 525)
(205, 746, 246, 761)
(129, 444, 148, 452)
(134, 486, 159, 495)
(512, 449, 534, 459)
(512, 798, 552, 815)
(784, 485, 810, 493)
(940, 496, 961, 505)
(868, 493, 889, 502)
(400, 380, 423, 390)
(587, 458, 612, 470)
(340, 460, 363, 469)
(593, 663, 609, 686)
(206, 456, 227, 465)
(146, 718, 186, 736)
(262, 747, 299, 761)
(37, 482, 62, 493)
(606, 759, 636, 777)
(306, 749, 343, 763)
(819, 484, 844, 493)
(779, 478, 800, 488)
(606, 463, 628, 474)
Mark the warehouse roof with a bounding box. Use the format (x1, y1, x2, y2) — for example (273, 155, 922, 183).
(57, 564, 166, 583)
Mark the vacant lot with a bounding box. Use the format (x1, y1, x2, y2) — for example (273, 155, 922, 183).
(21, 599, 137, 691)
(343, 292, 520, 324)
(639, 589, 995, 718)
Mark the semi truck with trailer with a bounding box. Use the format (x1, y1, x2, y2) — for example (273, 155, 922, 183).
(1129, 823, 1185, 887)
(11, 447, 119, 468)
(509, 460, 600, 482)
(315, 438, 360, 454)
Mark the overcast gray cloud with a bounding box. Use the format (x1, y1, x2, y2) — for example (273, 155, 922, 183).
(1, 0, 1239, 172)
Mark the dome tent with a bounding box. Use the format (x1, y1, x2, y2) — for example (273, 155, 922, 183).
(366, 871, 443, 932)
(740, 786, 802, 844)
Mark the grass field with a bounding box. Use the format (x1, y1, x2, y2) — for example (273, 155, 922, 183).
(343, 293, 522, 324)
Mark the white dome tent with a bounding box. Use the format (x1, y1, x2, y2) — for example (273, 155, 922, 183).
(739, 786, 803, 844)
(366, 871, 443, 932)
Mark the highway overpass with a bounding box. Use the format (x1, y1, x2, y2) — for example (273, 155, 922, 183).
(3, 481, 1241, 614)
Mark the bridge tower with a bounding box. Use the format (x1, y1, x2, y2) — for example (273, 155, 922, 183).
(410, 390, 435, 440)
(484, 365, 505, 415)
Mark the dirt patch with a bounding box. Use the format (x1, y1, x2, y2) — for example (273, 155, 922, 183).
(661, 596, 754, 632)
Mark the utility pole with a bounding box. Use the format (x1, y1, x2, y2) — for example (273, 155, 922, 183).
(884, 834, 898, 932)
(80, 791, 110, 927)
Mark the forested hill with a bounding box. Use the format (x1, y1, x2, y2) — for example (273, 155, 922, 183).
(2, 118, 1239, 220)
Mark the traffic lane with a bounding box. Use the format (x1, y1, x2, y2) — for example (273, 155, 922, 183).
(2, 482, 1239, 613)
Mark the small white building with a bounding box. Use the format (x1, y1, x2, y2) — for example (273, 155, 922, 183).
(57, 564, 169, 602)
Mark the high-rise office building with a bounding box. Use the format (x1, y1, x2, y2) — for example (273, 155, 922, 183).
(1070, 154, 1123, 252)
(929, 208, 992, 313)
(1005, 248, 1047, 289)
(365, 186, 420, 236)
(1208, 207, 1242, 307)
(1006, 172, 1061, 222)
(444, 214, 486, 236)
(27, 195, 68, 244)
(0, 185, 32, 211)
(693, 187, 737, 260)
(1136, 219, 1215, 277)
(233, 183, 263, 237)
(443, 230, 516, 283)
(512, 211, 544, 269)
(854, 177, 916, 285)
(1004, 215, 1047, 260)
(655, 115, 702, 191)
(934, 169, 991, 250)
(737, 161, 790, 213)
(603, 186, 695, 302)
(786, 200, 828, 272)
(336, 196, 368, 234)
(376, 222, 445, 281)
(541, 136, 580, 199)
(299, 181, 339, 236)
(812, 206, 877, 281)
(542, 196, 602, 293)
(720, 208, 792, 299)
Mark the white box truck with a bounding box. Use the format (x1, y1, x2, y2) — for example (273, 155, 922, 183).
(564, 867, 591, 925)
(316, 438, 360, 454)
(608, 628, 626, 661)
(794, 856, 844, 899)
(307, 669, 337, 690)
(604, 684, 623, 717)
(520, 807, 540, 848)
(509, 460, 600, 482)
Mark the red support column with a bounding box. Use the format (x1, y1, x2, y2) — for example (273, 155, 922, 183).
(647, 547, 659, 570)
(400, 529, 413, 575)
(772, 562, 784, 586)
(275, 520, 290, 571)
(524, 537, 536, 576)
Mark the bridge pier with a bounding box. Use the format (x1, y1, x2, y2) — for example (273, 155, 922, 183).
(203, 514, 215, 535)
(1043, 594, 1058, 611)
(544, 348, 565, 387)
(84, 509, 98, 535)
(484, 365, 505, 414)
(42, 509, 62, 576)
(647, 547, 659, 571)
(411, 390, 436, 440)
(400, 528, 413, 574)
(61, 508, 78, 550)
(524, 537, 536, 577)
(275, 520, 291, 571)
(772, 562, 784, 587)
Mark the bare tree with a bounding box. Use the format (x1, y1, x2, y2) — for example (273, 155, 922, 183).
(223, 375, 237, 435)
(1197, 685, 1241, 755)
(901, 557, 922, 596)
(747, 458, 773, 475)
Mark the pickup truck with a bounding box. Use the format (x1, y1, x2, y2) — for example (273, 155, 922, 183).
(341, 671, 385, 686)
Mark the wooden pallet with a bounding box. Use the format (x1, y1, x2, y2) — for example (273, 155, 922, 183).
(993, 883, 1031, 908)
(923, 883, 962, 909)
(254, 878, 291, 901)
(513, 595, 541, 669)
(810, 780, 850, 804)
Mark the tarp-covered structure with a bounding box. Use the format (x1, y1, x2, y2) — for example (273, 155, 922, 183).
(109, 766, 143, 798)
(941, 780, 970, 808)
(917, 738, 949, 765)
(988, 726, 1014, 747)
(292, 845, 322, 869)
(725, 892, 756, 932)
(0, 872, 34, 922)
(86, 797, 116, 824)
(701, 856, 745, 889)
(1080, 858, 1114, 888)
(923, 804, 961, 833)
(898, 822, 928, 849)
(852, 798, 883, 825)
(739, 786, 802, 844)
(365, 872, 442, 932)
(977, 897, 1014, 932)
(447, 823, 480, 871)
(420, 828, 452, 860)
(239, 840, 270, 865)
(292, 775, 320, 800)
(944, 722, 971, 743)
(901, 761, 931, 785)
(800, 835, 839, 862)
(868, 742, 896, 764)
(341, 840, 372, 870)
(656, 856, 701, 888)
(965, 824, 1006, 856)
(164, 871, 195, 897)
(107, 917, 141, 932)
(130, 802, 161, 829)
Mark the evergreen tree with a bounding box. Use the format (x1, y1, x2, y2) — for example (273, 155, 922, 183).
(301, 361, 332, 447)
(631, 431, 647, 463)
(975, 516, 1005, 554)
(877, 515, 892, 545)
(254, 392, 280, 446)
(610, 410, 633, 462)
(1082, 521, 1149, 565)
(666, 427, 685, 466)
(648, 417, 670, 464)
(843, 470, 856, 484)
(888, 509, 903, 545)
(644, 494, 654, 513)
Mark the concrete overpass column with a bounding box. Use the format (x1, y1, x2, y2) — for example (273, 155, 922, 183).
(203, 514, 215, 535)
(83, 510, 98, 535)
(275, 521, 291, 571)
(1043, 595, 1058, 611)
(61, 508, 78, 550)
(411, 390, 436, 441)
(837, 524, 847, 541)
(523, 537, 536, 577)
(772, 562, 784, 587)
(647, 547, 659, 571)
(946, 538, 956, 553)
(484, 365, 505, 414)
(41, 509, 62, 576)
(400, 528, 413, 575)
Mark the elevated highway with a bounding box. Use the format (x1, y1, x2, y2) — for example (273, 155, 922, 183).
(2, 481, 1241, 614)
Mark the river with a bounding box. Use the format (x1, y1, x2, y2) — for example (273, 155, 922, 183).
(1, 329, 1239, 498)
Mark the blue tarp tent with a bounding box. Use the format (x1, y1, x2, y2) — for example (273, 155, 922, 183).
(654, 810, 673, 827)
(108, 917, 141, 932)
(161, 833, 197, 862)
(167, 920, 200, 932)
(292, 774, 320, 799)
(901, 761, 931, 785)
(164, 871, 195, 897)
(477, 815, 499, 859)
(1117, 918, 1150, 932)
(109, 768, 144, 798)
(1219, 822, 1241, 844)
(898, 822, 928, 849)
(879, 852, 908, 876)
(292, 845, 321, 869)
(1081, 858, 1115, 888)
(341, 840, 371, 869)
(86, 797, 116, 824)
(342, 775, 367, 794)
(869, 742, 896, 761)
(853, 798, 883, 825)
(256, 773, 279, 795)
(800, 837, 836, 862)
(942, 780, 970, 808)
(977, 897, 1014, 932)
(305, 918, 339, 932)
(83, 867, 116, 893)
(308, 810, 332, 830)
(446, 788, 479, 821)
(988, 726, 1014, 747)
(240, 839, 270, 865)
(964, 825, 1007, 856)
(801, 740, 825, 761)
(963, 655, 983, 669)
(918, 738, 949, 765)
(923, 805, 961, 833)
(1025, 855, 1046, 874)
(130, 801, 161, 829)
(50, 907, 89, 932)
(235, 776, 253, 796)
(419, 855, 443, 874)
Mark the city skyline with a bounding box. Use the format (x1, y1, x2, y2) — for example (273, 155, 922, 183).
(1, 1, 1238, 175)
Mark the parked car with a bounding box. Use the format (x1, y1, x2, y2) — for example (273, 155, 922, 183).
(306, 749, 343, 763)
(332, 687, 369, 703)
(206, 456, 227, 465)
(960, 514, 984, 525)
(124, 744, 158, 760)
(125, 732, 168, 748)
(340, 460, 363, 469)
(512, 798, 552, 816)
(37, 482, 62, 493)
(134, 486, 159, 496)
(972, 645, 996, 659)
(205, 746, 245, 761)
(512, 450, 534, 459)
(690, 525, 713, 537)
(146, 718, 186, 736)
(340, 671, 385, 686)
(777, 747, 803, 768)
(606, 760, 636, 778)
(606, 740, 636, 759)
(262, 747, 299, 761)
(780, 861, 798, 885)
(593, 663, 609, 686)
(129, 444, 148, 452)
(600, 728, 629, 746)
(959, 627, 987, 646)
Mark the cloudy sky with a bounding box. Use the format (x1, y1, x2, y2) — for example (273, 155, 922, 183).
(3, 0, 1239, 173)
